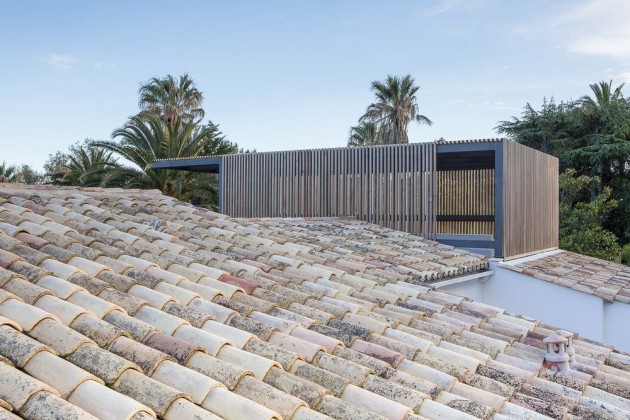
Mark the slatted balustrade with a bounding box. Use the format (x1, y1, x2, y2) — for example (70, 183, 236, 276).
(155, 139, 559, 258)
(222, 143, 438, 239)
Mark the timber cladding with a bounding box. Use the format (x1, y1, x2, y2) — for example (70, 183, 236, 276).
(503, 141, 559, 259)
(215, 139, 559, 258)
(221, 143, 438, 239)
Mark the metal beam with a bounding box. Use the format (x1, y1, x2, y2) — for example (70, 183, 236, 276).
(151, 157, 223, 173)
(438, 238, 497, 248)
(436, 142, 502, 154)
(436, 215, 494, 222)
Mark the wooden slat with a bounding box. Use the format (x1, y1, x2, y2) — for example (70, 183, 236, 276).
(220, 144, 452, 239)
(503, 141, 559, 258)
(436, 168, 495, 235)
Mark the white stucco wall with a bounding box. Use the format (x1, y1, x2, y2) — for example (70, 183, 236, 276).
(442, 278, 483, 302)
(437, 263, 630, 351)
(604, 301, 630, 351)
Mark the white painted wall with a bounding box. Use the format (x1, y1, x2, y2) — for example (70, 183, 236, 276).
(441, 277, 484, 301)
(438, 263, 630, 351)
(604, 302, 630, 351)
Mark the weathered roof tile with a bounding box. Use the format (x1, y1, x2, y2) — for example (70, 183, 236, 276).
(0, 185, 626, 419)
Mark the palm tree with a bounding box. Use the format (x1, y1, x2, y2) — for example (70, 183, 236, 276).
(580, 80, 625, 109)
(0, 162, 18, 182)
(578, 80, 627, 141)
(360, 75, 432, 144)
(347, 121, 382, 146)
(574, 80, 629, 198)
(52, 144, 120, 187)
(93, 115, 230, 200)
(138, 74, 205, 125)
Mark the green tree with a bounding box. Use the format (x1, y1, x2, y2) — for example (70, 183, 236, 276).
(200, 121, 239, 156)
(0, 162, 18, 182)
(496, 98, 572, 156)
(570, 81, 630, 198)
(39, 73, 240, 208)
(559, 170, 620, 260)
(44, 151, 70, 184)
(44, 140, 117, 186)
(348, 121, 382, 146)
(94, 115, 235, 206)
(497, 80, 630, 245)
(13, 165, 43, 185)
(49, 141, 120, 187)
(94, 115, 207, 193)
(138, 74, 205, 124)
(621, 244, 630, 265)
(360, 75, 432, 144)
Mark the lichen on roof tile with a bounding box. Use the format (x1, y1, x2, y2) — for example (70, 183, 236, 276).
(0, 185, 627, 419)
(501, 250, 630, 303)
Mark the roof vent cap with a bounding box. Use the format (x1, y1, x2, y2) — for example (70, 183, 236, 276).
(555, 329, 576, 364)
(543, 331, 571, 373)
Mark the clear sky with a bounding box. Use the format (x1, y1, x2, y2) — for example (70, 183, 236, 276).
(2, 0, 630, 170)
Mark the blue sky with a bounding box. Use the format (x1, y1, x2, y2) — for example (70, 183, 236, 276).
(2, 0, 630, 170)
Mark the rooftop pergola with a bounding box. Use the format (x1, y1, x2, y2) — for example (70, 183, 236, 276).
(153, 139, 558, 259)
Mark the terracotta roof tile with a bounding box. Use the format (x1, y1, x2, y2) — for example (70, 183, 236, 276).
(0, 185, 626, 419)
(501, 251, 630, 303)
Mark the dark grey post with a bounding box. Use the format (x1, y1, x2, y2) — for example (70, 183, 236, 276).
(493, 142, 504, 258)
(218, 159, 223, 214)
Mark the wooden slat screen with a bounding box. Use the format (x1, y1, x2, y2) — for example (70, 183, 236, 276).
(221, 143, 438, 238)
(503, 141, 559, 259)
(436, 169, 495, 235)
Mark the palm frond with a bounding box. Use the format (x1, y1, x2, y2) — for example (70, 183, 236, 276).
(360, 74, 431, 144)
(138, 74, 205, 125)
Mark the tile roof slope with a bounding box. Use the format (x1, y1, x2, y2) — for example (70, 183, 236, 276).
(0, 185, 626, 420)
(500, 251, 630, 303)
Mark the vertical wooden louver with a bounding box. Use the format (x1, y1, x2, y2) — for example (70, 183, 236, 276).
(503, 141, 559, 259)
(220, 143, 438, 239)
(436, 169, 495, 235)
(159, 139, 559, 258)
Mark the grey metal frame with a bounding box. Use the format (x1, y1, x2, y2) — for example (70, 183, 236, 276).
(435, 141, 503, 256)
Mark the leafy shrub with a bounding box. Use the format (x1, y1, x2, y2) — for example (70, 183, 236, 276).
(560, 227, 621, 261)
(558, 169, 621, 261)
